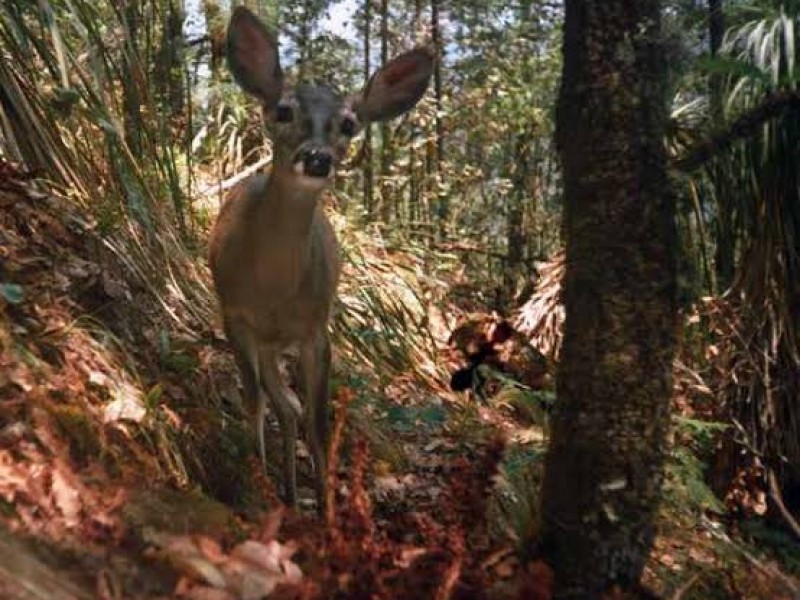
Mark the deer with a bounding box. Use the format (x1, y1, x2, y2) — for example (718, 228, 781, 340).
(209, 6, 433, 508)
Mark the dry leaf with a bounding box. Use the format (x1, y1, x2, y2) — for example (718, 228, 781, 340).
(230, 540, 282, 573)
(197, 536, 227, 564)
(51, 469, 82, 528)
(103, 382, 146, 423)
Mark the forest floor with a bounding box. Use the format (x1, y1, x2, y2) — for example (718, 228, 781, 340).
(1, 159, 799, 599)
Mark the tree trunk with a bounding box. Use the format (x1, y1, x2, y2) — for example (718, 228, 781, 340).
(504, 129, 532, 307)
(708, 0, 735, 291)
(408, 0, 422, 228)
(296, 0, 313, 80)
(538, 2, 678, 598)
(362, 0, 374, 220)
(122, 1, 143, 158)
(431, 0, 446, 237)
(378, 0, 393, 224)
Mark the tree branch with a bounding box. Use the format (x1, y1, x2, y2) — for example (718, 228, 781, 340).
(672, 91, 800, 172)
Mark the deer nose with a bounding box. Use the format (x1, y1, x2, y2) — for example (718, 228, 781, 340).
(300, 149, 332, 178)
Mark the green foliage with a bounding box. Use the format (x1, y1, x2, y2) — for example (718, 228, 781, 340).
(158, 330, 200, 375)
(487, 443, 546, 544)
(739, 519, 800, 574)
(0, 283, 24, 305)
(664, 417, 728, 515)
(384, 403, 447, 433)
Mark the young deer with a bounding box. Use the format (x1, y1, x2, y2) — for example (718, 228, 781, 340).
(209, 6, 433, 507)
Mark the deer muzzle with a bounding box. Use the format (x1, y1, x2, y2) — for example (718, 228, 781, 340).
(296, 148, 333, 178)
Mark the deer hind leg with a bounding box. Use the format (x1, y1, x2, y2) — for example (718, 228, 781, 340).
(258, 347, 300, 506)
(298, 330, 332, 506)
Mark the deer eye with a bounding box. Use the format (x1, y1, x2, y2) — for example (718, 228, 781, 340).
(340, 116, 357, 137)
(275, 104, 293, 123)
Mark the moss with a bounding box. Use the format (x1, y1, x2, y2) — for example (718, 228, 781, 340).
(179, 406, 267, 510)
(122, 487, 235, 539)
(48, 404, 102, 468)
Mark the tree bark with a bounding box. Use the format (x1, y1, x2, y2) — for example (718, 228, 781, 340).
(538, 2, 678, 598)
(431, 0, 446, 237)
(122, 1, 143, 158)
(296, 0, 313, 80)
(708, 0, 735, 291)
(408, 0, 423, 227)
(362, 0, 374, 220)
(504, 129, 532, 307)
(378, 0, 393, 224)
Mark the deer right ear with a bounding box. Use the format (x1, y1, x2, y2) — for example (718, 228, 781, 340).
(226, 6, 283, 110)
(354, 48, 434, 123)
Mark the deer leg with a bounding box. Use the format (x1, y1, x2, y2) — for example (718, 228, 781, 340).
(299, 331, 331, 506)
(225, 320, 269, 471)
(259, 349, 298, 506)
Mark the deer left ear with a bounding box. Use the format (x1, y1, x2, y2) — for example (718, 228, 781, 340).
(354, 48, 434, 123)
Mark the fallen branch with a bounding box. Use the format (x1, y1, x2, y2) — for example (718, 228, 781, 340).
(705, 516, 800, 597)
(672, 90, 800, 172)
(767, 468, 800, 542)
(198, 155, 271, 197)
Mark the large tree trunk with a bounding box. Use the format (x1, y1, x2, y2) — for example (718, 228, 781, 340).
(538, 2, 678, 598)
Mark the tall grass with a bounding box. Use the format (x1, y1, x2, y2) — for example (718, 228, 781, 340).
(0, 0, 214, 331)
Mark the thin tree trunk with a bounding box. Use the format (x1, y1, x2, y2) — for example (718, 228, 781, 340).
(297, 0, 313, 80)
(165, 0, 184, 118)
(709, 0, 734, 291)
(504, 130, 531, 308)
(431, 0, 446, 237)
(203, 0, 226, 76)
(122, 1, 143, 157)
(408, 0, 423, 229)
(378, 0, 393, 224)
(362, 0, 374, 220)
(538, 2, 677, 597)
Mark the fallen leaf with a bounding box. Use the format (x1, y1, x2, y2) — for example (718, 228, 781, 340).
(51, 469, 82, 528)
(197, 536, 226, 565)
(88, 370, 111, 389)
(230, 540, 282, 573)
(103, 382, 146, 423)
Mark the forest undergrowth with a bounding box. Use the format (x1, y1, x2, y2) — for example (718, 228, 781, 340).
(1, 158, 798, 599)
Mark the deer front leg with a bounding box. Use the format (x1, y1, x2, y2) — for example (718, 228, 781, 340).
(298, 330, 332, 507)
(259, 349, 299, 506)
(225, 320, 269, 472)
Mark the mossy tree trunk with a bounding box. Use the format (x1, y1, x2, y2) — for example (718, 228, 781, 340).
(538, 2, 678, 598)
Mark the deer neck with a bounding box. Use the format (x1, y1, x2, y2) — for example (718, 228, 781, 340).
(254, 167, 328, 239)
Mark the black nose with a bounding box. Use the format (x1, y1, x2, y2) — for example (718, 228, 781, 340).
(300, 149, 332, 178)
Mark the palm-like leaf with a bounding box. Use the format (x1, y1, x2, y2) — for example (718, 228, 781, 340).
(674, 3, 800, 505)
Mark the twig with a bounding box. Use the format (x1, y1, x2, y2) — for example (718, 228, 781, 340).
(738, 546, 800, 596)
(705, 516, 800, 597)
(670, 574, 700, 600)
(198, 156, 272, 197)
(767, 468, 800, 542)
(434, 556, 463, 600)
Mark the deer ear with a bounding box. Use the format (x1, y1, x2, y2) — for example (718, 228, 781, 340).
(354, 48, 433, 123)
(226, 6, 283, 109)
